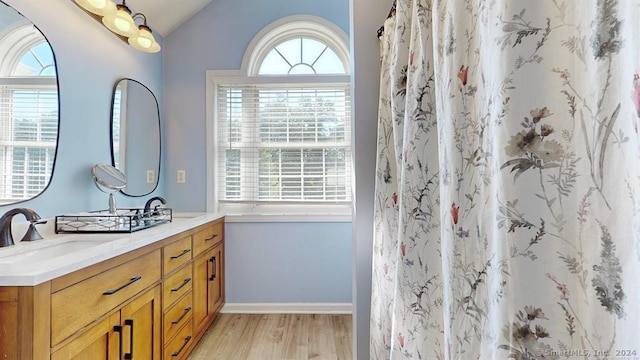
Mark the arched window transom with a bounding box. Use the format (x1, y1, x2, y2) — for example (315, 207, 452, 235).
(259, 37, 345, 75)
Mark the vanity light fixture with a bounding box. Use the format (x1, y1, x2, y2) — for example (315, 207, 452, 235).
(128, 13, 161, 53)
(72, 0, 161, 53)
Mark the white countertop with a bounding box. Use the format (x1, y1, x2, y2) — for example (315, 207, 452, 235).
(0, 212, 225, 286)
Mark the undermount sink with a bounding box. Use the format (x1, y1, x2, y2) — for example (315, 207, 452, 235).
(0, 241, 101, 264)
(0, 236, 118, 268)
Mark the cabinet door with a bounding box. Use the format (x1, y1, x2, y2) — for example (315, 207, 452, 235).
(209, 242, 225, 315)
(192, 241, 224, 334)
(192, 250, 210, 333)
(120, 285, 162, 360)
(51, 313, 120, 360)
(0, 289, 18, 360)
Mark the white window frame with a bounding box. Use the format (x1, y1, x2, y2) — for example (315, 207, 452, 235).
(206, 15, 352, 222)
(0, 23, 58, 204)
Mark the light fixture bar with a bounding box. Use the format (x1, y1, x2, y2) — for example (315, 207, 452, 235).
(72, 0, 160, 53)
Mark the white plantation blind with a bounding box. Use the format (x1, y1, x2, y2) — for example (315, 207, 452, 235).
(112, 88, 123, 168)
(217, 83, 352, 204)
(0, 84, 58, 202)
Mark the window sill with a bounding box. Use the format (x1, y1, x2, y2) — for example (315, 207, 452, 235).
(215, 203, 353, 223)
(224, 213, 352, 223)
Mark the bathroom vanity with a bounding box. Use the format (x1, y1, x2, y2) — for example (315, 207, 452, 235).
(0, 213, 225, 360)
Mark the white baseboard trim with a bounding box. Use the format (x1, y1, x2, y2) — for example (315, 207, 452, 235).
(221, 303, 353, 314)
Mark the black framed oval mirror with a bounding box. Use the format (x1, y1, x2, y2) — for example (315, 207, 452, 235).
(110, 78, 160, 197)
(0, 1, 59, 206)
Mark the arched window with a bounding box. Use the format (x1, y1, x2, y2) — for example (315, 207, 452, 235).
(0, 23, 58, 203)
(259, 37, 345, 75)
(207, 16, 351, 220)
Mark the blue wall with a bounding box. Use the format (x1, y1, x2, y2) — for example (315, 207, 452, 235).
(226, 222, 352, 303)
(163, 0, 349, 212)
(163, 0, 352, 307)
(0, 0, 165, 218)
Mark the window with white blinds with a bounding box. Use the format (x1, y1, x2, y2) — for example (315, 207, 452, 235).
(208, 17, 351, 218)
(112, 87, 123, 168)
(0, 84, 58, 202)
(216, 83, 351, 205)
(0, 24, 58, 205)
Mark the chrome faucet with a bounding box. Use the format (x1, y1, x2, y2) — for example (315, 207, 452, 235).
(0, 208, 46, 247)
(143, 196, 166, 216)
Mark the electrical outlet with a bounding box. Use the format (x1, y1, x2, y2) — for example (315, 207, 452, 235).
(177, 170, 186, 184)
(146, 170, 155, 183)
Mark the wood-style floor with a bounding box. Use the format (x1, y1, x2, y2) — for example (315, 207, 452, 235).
(187, 313, 352, 360)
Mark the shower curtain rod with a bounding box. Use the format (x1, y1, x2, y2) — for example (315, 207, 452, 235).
(377, 0, 396, 38)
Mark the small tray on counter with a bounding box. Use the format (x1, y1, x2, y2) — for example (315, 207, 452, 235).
(55, 208, 172, 234)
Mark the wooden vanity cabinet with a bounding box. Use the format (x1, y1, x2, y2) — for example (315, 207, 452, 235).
(50, 248, 163, 360)
(161, 233, 194, 360)
(0, 216, 225, 360)
(50, 312, 120, 360)
(192, 221, 225, 335)
(51, 285, 162, 360)
(51, 250, 162, 345)
(163, 219, 226, 360)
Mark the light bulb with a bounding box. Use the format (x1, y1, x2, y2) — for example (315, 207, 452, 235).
(88, 0, 107, 8)
(114, 17, 133, 32)
(137, 37, 152, 49)
(74, 0, 116, 16)
(102, 4, 137, 37)
(128, 25, 161, 53)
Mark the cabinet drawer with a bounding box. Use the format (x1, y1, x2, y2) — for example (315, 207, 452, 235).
(193, 222, 223, 257)
(163, 263, 193, 310)
(163, 291, 193, 341)
(51, 249, 161, 345)
(164, 318, 193, 360)
(163, 235, 192, 276)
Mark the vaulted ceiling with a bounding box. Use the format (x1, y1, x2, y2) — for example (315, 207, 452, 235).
(126, 0, 212, 37)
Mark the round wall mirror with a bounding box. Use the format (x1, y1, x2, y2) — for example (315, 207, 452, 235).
(110, 78, 160, 197)
(0, 1, 60, 205)
(92, 163, 127, 214)
(92, 163, 127, 191)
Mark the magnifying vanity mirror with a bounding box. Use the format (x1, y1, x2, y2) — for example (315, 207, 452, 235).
(92, 163, 127, 214)
(110, 78, 160, 197)
(0, 1, 59, 205)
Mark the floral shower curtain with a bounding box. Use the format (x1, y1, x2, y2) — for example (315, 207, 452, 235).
(371, 0, 640, 359)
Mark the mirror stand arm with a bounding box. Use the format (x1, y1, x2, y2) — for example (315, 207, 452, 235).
(109, 193, 117, 214)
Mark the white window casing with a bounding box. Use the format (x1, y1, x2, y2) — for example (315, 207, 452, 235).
(0, 24, 58, 205)
(206, 16, 352, 222)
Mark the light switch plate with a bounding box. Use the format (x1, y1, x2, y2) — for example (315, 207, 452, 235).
(146, 170, 155, 183)
(177, 170, 186, 183)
